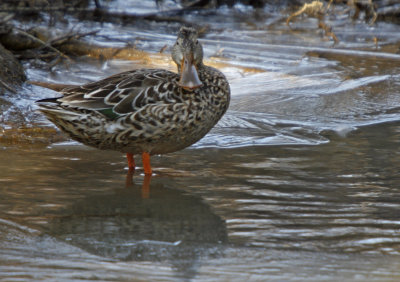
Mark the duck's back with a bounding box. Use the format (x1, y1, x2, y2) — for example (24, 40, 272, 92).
(56, 68, 181, 114)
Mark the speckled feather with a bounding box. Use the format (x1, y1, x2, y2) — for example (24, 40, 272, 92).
(38, 27, 230, 156)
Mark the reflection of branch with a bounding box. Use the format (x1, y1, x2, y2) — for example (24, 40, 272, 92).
(318, 22, 338, 44)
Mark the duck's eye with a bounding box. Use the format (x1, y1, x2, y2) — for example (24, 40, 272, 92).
(176, 41, 179, 46)
(195, 40, 199, 45)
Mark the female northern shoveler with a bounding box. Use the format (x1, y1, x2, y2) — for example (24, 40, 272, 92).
(37, 26, 230, 175)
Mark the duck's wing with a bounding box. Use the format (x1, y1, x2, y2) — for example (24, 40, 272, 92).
(53, 69, 180, 116)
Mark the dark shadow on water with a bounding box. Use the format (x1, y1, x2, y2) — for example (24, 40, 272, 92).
(41, 174, 228, 279)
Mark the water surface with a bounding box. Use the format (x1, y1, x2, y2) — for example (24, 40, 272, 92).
(1, 3, 400, 281)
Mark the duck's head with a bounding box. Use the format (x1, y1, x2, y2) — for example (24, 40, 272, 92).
(172, 26, 203, 90)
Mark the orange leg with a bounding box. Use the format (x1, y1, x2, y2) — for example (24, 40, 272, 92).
(126, 153, 135, 171)
(142, 152, 152, 175)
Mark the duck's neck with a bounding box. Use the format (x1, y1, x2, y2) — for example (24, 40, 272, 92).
(196, 62, 205, 70)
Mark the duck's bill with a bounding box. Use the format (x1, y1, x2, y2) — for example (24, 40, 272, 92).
(178, 56, 203, 90)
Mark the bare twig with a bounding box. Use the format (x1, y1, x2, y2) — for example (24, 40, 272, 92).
(159, 44, 168, 53)
(0, 13, 14, 24)
(94, 0, 101, 9)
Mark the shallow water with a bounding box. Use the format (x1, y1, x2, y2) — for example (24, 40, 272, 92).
(2, 3, 400, 281)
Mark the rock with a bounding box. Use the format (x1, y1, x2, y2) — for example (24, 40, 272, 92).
(0, 43, 26, 93)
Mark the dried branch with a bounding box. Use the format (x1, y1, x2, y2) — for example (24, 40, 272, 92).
(286, 1, 324, 26)
(0, 78, 16, 93)
(14, 27, 70, 61)
(50, 29, 100, 46)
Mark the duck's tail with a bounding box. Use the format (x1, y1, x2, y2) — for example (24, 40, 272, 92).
(37, 104, 83, 118)
(37, 103, 108, 148)
(29, 80, 76, 92)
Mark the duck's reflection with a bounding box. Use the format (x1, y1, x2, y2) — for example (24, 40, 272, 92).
(125, 170, 151, 198)
(44, 175, 228, 278)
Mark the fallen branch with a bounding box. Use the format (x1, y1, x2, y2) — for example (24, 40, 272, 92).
(50, 29, 100, 46)
(286, 1, 338, 44)
(0, 79, 16, 93)
(286, 1, 324, 26)
(13, 27, 70, 60)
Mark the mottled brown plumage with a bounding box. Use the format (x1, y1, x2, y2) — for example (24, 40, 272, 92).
(37, 26, 230, 174)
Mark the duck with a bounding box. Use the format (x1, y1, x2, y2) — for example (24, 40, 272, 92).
(36, 26, 231, 175)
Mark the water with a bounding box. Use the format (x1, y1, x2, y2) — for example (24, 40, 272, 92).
(1, 2, 400, 281)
